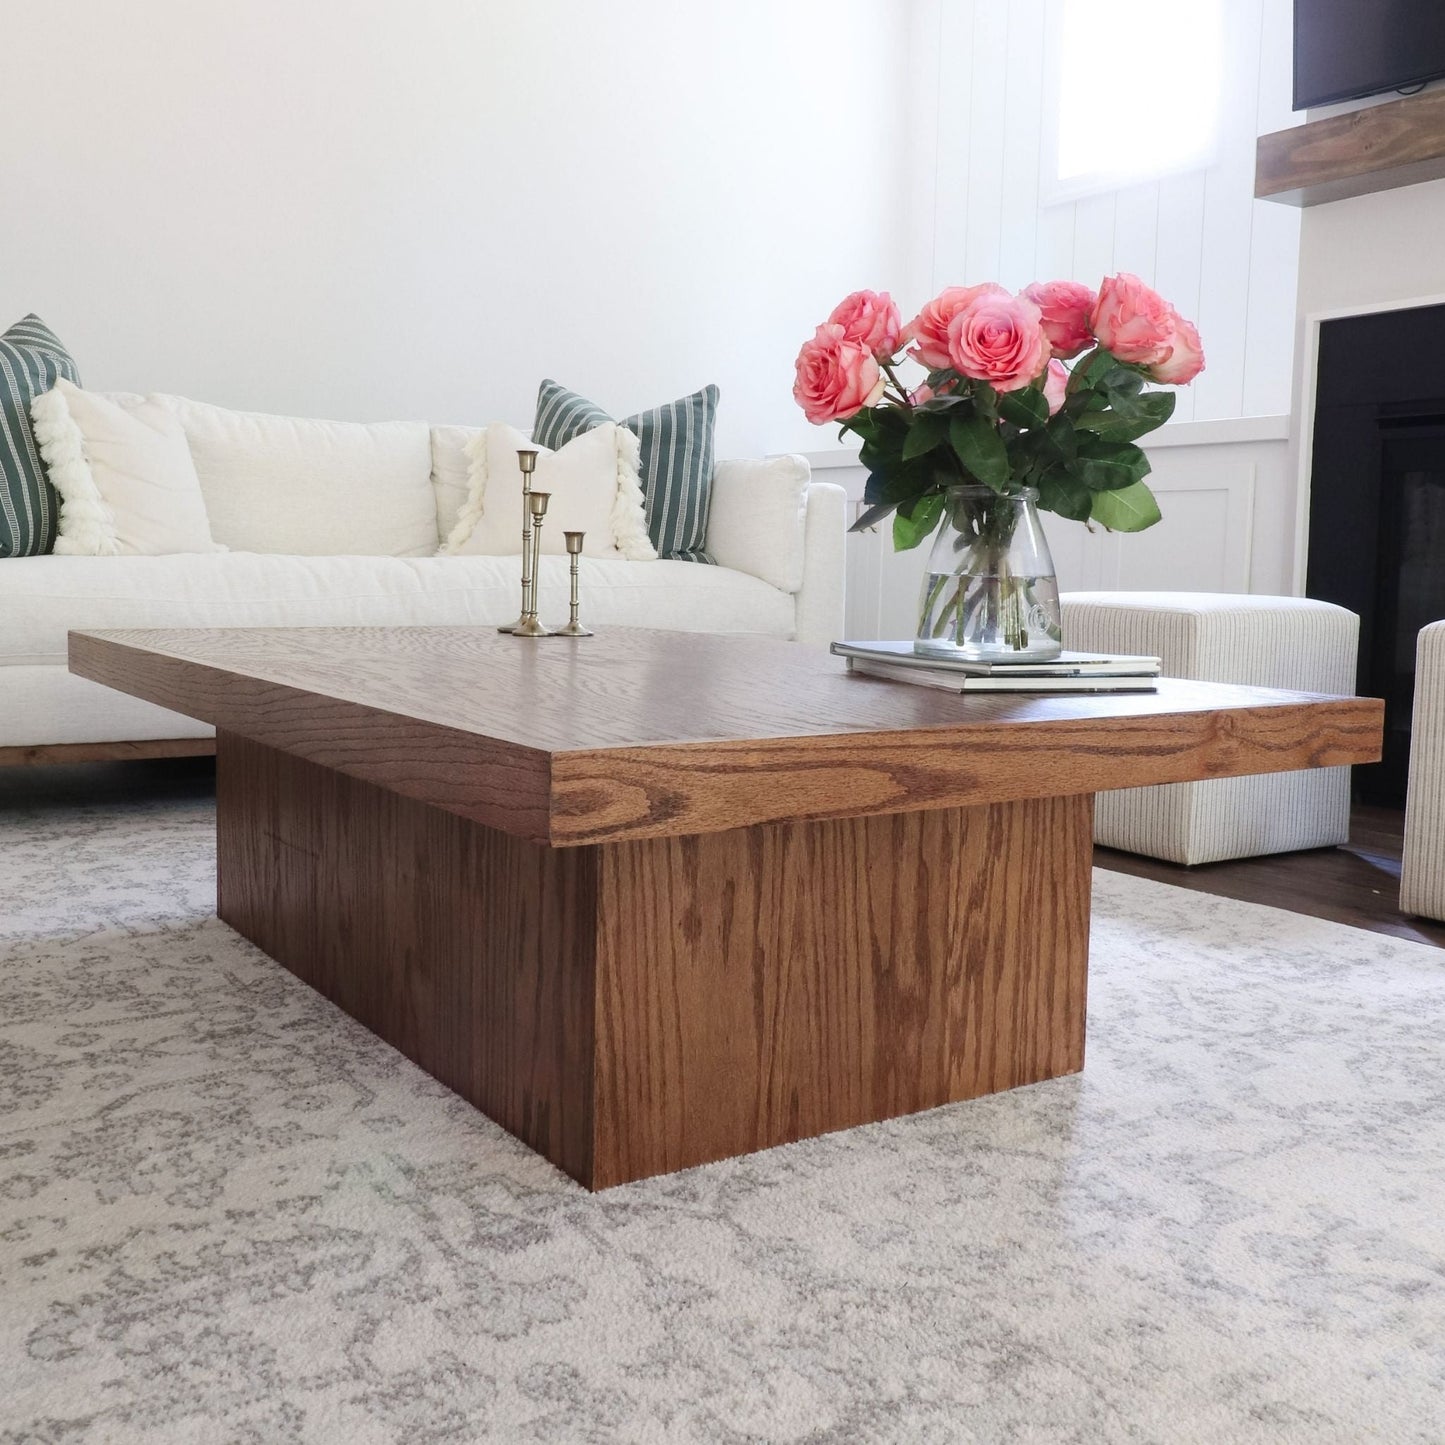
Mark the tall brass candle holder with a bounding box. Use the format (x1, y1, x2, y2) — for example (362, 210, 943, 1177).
(512, 490, 555, 637)
(555, 531, 593, 636)
(497, 448, 538, 633)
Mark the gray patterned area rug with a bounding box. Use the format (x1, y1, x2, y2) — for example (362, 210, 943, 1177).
(2, 794, 1444, 1445)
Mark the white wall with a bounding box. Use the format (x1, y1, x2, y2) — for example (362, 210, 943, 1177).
(1296, 178, 1445, 319)
(906, 0, 1300, 423)
(834, 0, 1306, 638)
(0, 0, 907, 460)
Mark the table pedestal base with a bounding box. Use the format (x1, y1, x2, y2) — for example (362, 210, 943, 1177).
(217, 732, 1093, 1189)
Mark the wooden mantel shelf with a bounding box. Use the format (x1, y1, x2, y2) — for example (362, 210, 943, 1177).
(1257, 88, 1445, 207)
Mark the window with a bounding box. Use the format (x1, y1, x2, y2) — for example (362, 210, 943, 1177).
(1044, 0, 1223, 203)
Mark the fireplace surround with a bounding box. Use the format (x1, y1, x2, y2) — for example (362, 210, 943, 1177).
(1307, 302, 1445, 804)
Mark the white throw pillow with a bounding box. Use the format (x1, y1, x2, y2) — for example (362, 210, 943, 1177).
(159, 395, 436, 557)
(442, 421, 655, 561)
(429, 423, 483, 543)
(707, 455, 811, 593)
(29, 380, 222, 556)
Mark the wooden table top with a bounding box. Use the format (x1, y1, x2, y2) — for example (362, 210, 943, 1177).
(70, 626, 1384, 847)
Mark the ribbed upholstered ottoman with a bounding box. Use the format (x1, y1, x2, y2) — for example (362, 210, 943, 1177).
(1402, 620, 1445, 921)
(1061, 593, 1360, 865)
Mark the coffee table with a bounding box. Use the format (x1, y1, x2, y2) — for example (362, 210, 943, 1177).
(71, 627, 1382, 1189)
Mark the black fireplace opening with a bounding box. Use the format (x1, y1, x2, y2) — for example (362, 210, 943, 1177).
(1308, 304, 1445, 807)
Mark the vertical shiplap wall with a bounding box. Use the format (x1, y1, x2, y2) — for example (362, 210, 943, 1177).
(911, 0, 1300, 422)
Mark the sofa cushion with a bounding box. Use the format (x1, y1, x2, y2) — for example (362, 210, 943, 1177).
(1, 315, 80, 559)
(31, 382, 222, 557)
(158, 396, 436, 557)
(533, 378, 719, 564)
(0, 554, 795, 668)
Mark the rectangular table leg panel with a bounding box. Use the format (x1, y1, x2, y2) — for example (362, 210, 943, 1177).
(215, 731, 599, 1184)
(590, 796, 1093, 1187)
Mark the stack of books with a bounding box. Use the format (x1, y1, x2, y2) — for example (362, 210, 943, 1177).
(831, 640, 1161, 694)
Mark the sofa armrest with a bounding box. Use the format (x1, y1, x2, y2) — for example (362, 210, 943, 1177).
(1403, 619, 1445, 920)
(793, 481, 847, 644)
(706, 455, 811, 592)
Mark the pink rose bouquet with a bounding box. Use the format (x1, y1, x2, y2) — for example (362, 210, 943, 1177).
(792, 271, 1204, 547)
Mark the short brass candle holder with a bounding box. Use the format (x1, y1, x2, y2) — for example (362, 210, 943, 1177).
(512, 490, 555, 637)
(498, 448, 539, 634)
(555, 531, 593, 636)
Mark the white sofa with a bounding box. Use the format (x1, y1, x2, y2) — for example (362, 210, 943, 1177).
(0, 409, 847, 757)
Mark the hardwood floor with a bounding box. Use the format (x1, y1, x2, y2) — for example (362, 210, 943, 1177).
(3, 762, 1441, 949)
(1096, 804, 1445, 949)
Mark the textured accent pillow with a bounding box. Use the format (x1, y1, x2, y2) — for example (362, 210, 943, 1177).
(30, 380, 222, 556)
(533, 379, 718, 563)
(0, 315, 80, 558)
(442, 421, 655, 561)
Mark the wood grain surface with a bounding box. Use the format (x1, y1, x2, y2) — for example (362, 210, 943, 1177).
(1256, 89, 1445, 206)
(0, 737, 216, 768)
(69, 627, 1383, 846)
(217, 731, 1091, 1189)
(590, 792, 1092, 1186)
(216, 731, 599, 1183)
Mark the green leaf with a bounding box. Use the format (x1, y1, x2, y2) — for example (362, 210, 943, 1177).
(901, 410, 951, 461)
(949, 412, 1010, 488)
(997, 385, 1049, 430)
(1074, 437, 1150, 491)
(1073, 389, 1175, 442)
(1036, 467, 1093, 522)
(892, 492, 945, 551)
(1039, 413, 1079, 464)
(862, 463, 923, 505)
(1089, 480, 1162, 532)
(914, 392, 967, 413)
(971, 383, 1001, 422)
(1100, 366, 1145, 400)
(850, 500, 897, 533)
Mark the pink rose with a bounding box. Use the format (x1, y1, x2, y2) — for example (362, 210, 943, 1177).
(793, 323, 886, 424)
(1089, 273, 1175, 367)
(1042, 359, 1069, 416)
(1022, 280, 1097, 360)
(827, 289, 902, 359)
(945, 291, 1051, 394)
(903, 283, 1007, 370)
(1149, 309, 1205, 385)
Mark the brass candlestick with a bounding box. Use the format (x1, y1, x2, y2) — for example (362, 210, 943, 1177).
(513, 490, 555, 637)
(498, 448, 539, 633)
(555, 531, 593, 636)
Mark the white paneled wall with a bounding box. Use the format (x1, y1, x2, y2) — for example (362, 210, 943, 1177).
(834, 0, 1306, 641)
(909, 0, 1300, 421)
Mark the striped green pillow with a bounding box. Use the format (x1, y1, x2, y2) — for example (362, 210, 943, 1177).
(1, 315, 80, 558)
(534, 379, 719, 563)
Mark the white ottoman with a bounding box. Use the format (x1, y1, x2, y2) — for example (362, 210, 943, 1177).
(1401, 620, 1445, 922)
(1061, 592, 1360, 865)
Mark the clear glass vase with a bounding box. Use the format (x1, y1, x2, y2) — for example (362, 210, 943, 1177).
(915, 485, 1063, 662)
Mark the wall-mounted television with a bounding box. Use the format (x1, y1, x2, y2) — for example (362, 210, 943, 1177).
(1294, 0, 1445, 110)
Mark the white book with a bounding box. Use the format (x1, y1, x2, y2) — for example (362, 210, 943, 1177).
(831, 639, 1161, 678)
(846, 658, 1159, 695)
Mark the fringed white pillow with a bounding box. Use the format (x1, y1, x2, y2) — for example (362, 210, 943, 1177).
(30, 380, 221, 556)
(441, 420, 655, 561)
